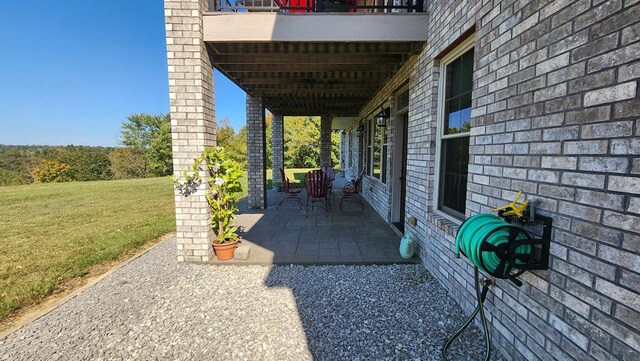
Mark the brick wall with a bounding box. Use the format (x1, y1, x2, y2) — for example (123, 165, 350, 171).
(415, 1, 639, 360)
(355, 56, 417, 222)
(165, 0, 215, 262)
(357, 0, 639, 360)
(247, 95, 266, 209)
(271, 114, 284, 185)
(320, 115, 332, 167)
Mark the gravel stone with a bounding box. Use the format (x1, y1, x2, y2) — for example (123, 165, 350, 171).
(0, 238, 506, 360)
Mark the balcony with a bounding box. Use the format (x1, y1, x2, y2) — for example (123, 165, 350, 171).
(203, 1, 427, 117)
(211, 0, 424, 13)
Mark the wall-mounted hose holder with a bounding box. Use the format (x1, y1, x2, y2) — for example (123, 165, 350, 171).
(455, 212, 552, 286)
(443, 210, 553, 361)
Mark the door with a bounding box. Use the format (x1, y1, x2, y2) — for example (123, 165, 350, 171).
(392, 113, 409, 233)
(398, 113, 408, 231)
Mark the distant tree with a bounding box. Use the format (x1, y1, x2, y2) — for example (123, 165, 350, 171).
(53, 146, 112, 181)
(216, 118, 248, 168)
(31, 159, 71, 183)
(109, 148, 147, 179)
(284, 116, 321, 168)
(0, 168, 22, 186)
(120, 114, 172, 176)
(265, 112, 272, 168)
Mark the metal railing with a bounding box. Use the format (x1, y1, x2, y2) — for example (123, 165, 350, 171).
(211, 0, 424, 13)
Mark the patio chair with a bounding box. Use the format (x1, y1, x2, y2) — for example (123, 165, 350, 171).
(277, 168, 302, 209)
(321, 165, 336, 201)
(339, 170, 365, 210)
(304, 169, 329, 216)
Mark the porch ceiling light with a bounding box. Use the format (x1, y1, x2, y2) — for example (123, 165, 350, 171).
(356, 124, 365, 137)
(375, 107, 390, 127)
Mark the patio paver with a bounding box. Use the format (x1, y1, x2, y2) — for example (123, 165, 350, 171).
(219, 176, 419, 265)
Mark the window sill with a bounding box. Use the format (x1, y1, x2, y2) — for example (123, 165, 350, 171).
(427, 211, 462, 238)
(364, 174, 387, 188)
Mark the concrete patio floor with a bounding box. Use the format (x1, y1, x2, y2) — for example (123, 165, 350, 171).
(219, 177, 419, 265)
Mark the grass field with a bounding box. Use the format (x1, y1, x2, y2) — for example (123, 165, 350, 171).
(0, 169, 313, 323)
(0, 177, 177, 322)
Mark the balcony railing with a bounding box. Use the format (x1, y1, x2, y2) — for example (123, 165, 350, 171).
(212, 0, 424, 13)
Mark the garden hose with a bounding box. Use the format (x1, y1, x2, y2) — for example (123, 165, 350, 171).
(455, 213, 533, 279)
(443, 213, 536, 360)
(442, 267, 491, 361)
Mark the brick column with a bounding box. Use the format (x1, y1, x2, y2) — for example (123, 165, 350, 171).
(271, 114, 284, 185)
(165, 0, 215, 262)
(320, 115, 332, 167)
(247, 95, 266, 209)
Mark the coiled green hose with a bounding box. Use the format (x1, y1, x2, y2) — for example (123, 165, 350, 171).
(455, 213, 531, 274)
(444, 213, 534, 361)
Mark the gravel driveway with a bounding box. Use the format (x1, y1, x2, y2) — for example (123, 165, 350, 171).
(0, 238, 503, 360)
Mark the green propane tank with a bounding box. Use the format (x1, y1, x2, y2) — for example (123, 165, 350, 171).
(399, 235, 415, 259)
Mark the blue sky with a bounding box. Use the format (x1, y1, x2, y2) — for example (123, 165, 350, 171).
(0, 0, 245, 147)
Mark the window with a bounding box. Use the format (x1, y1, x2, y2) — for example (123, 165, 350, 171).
(397, 88, 409, 112)
(436, 38, 474, 219)
(373, 122, 382, 179)
(365, 120, 371, 176)
(365, 116, 388, 183)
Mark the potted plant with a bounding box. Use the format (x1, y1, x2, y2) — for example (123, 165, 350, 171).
(173, 146, 243, 261)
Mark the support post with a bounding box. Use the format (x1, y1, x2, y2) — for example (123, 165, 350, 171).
(271, 114, 285, 185)
(320, 115, 332, 168)
(247, 95, 267, 209)
(165, 0, 215, 262)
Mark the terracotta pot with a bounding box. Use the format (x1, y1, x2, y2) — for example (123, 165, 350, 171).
(213, 240, 238, 261)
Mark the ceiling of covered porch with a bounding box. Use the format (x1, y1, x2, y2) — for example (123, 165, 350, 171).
(207, 41, 424, 118)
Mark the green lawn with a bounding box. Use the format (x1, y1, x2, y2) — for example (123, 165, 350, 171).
(266, 168, 315, 188)
(0, 169, 314, 323)
(0, 177, 177, 322)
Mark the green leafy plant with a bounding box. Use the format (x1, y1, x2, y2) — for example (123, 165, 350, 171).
(173, 147, 243, 244)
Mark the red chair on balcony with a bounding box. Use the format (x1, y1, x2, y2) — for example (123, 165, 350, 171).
(304, 169, 329, 216)
(278, 168, 302, 209)
(340, 170, 365, 210)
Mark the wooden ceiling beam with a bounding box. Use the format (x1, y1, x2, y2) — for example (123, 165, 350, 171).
(209, 42, 415, 55)
(222, 63, 398, 72)
(212, 53, 403, 65)
(234, 71, 390, 80)
(237, 77, 386, 85)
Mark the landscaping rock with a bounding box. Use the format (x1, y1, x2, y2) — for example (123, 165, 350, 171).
(0, 238, 506, 361)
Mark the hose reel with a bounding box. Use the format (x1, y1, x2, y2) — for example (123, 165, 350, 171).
(443, 198, 552, 361)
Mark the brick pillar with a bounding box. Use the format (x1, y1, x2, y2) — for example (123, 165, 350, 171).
(320, 115, 332, 167)
(247, 95, 266, 209)
(165, 0, 215, 262)
(271, 114, 284, 185)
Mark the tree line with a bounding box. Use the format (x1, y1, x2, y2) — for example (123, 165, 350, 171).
(0, 113, 340, 186)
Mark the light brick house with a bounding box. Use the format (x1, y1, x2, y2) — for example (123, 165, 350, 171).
(164, 1, 639, 360)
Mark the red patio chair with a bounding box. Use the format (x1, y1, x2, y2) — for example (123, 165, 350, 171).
(340, 170, 365, 210)
(321, 165, 336, 201)
(305, 169, 329, 216)
(278, 168, 302, 209)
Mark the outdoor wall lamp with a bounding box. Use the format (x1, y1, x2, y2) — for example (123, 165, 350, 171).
(375, 106, 390, 127)
(356, 124, 365, 137)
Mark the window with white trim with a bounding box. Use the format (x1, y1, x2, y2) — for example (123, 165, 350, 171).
(365, 117, 388, 183)
(436, 39, 474, 219)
